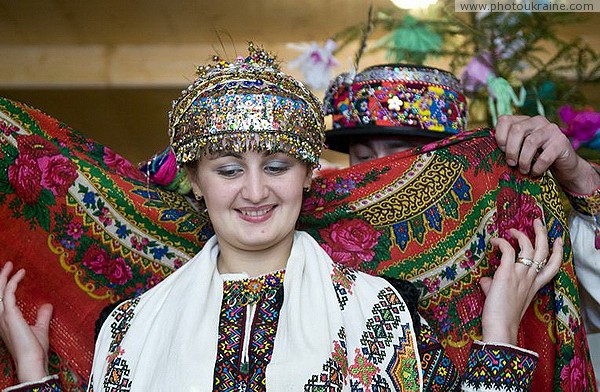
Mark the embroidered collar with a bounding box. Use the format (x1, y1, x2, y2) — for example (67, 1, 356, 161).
(222, 270, 285, 307)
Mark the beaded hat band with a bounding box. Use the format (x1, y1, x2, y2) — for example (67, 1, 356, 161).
(323, 64, 468, 153)
(169, 43, 325, 168)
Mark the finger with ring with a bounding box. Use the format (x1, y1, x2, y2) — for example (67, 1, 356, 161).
(533, 258, 547, 273)
(516, 256, 534, 267)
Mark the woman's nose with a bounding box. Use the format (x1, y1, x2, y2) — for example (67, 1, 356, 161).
(241, 171, 269, 202)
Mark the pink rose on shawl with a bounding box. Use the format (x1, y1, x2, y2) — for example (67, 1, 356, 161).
(496, 186, 542, 247)
(82, 245, 132, 285)
(38, 154, 78, 197)
(8, 154, 43, 204)
(319, 218, 381, 268)
(8, 135, 77, 203)
(82, 244, 112, 275)
(103, 147, 145, 181)
(106, 257, 133, 285)
(558, 105, 600, 149)
(561, 355, 589, 390)
(18, 135, 60, 159)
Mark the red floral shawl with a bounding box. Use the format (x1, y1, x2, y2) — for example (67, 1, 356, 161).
(0, 97, 595, 391)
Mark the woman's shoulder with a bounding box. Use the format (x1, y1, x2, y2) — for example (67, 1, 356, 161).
(329, 263, 421, 331)
(329, 262, 398, 300)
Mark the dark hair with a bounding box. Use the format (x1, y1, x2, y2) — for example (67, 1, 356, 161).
(94, 301, 125, 341)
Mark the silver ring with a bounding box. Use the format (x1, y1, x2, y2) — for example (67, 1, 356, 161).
(0, 297, 4, 303)
(516, 257, 534, 267)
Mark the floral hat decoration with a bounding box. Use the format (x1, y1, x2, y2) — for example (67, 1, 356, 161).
(323, 64, 468, 153)
(169, 42, 325, 168)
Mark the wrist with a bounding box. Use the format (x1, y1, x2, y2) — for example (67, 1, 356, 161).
(554, 158, 600, 195)
(482, 324, 518, 346)
(15, 359, 48, 383)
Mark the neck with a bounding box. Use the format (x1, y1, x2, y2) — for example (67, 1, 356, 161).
(216, 233, 294, 278)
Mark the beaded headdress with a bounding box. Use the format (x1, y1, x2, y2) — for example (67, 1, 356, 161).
(169, 43, 325, 168)
(323, 64, 468, 153)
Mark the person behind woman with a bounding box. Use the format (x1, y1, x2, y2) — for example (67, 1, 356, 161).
(0, 44, 561, 391)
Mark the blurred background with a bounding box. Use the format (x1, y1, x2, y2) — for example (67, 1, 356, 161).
(1, 0, 599, 166)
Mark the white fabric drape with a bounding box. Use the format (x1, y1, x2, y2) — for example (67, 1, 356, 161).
(90, 231, 422, 391)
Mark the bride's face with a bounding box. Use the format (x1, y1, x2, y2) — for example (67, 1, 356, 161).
(188, 150, 312, 254)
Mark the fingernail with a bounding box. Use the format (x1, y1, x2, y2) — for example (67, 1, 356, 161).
(506, 159, 516, 166)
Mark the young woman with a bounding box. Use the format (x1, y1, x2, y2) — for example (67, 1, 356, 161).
(0, 44, 561, 391)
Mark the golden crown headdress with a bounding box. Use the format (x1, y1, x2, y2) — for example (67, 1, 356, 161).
(169, 43, 325, 167)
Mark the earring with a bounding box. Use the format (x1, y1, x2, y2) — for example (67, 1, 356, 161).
(193, 194, 208, 213)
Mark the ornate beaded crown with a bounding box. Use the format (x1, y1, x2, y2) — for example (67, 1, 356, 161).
(323, 64, 468, 153)
(169, 43, 325, 168)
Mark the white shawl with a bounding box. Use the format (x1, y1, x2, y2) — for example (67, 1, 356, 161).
(90, 231, 422, 391)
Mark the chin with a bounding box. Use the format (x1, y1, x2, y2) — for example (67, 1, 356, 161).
(238, 230, 295, 250)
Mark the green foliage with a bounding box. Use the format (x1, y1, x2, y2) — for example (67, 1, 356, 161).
(330, 4, 600, 126)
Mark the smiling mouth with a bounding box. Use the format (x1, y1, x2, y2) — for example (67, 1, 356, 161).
(238, 206, 275, 217)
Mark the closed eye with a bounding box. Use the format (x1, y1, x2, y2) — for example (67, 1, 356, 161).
(356, 154, 375, 162)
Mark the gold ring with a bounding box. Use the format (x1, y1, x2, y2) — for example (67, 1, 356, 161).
(516, 257, 534, 267)
(533, 258, 547, 273)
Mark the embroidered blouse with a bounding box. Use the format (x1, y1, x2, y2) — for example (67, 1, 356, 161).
(213, 270, 285, 391)
(5, 270, 537, 392)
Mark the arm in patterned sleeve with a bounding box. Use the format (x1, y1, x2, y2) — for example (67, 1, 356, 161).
(566, 172, 600, 332)
(386, 277, 538, 392)
(416, 321, 538, 392)
(461, 341, 538, 392)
